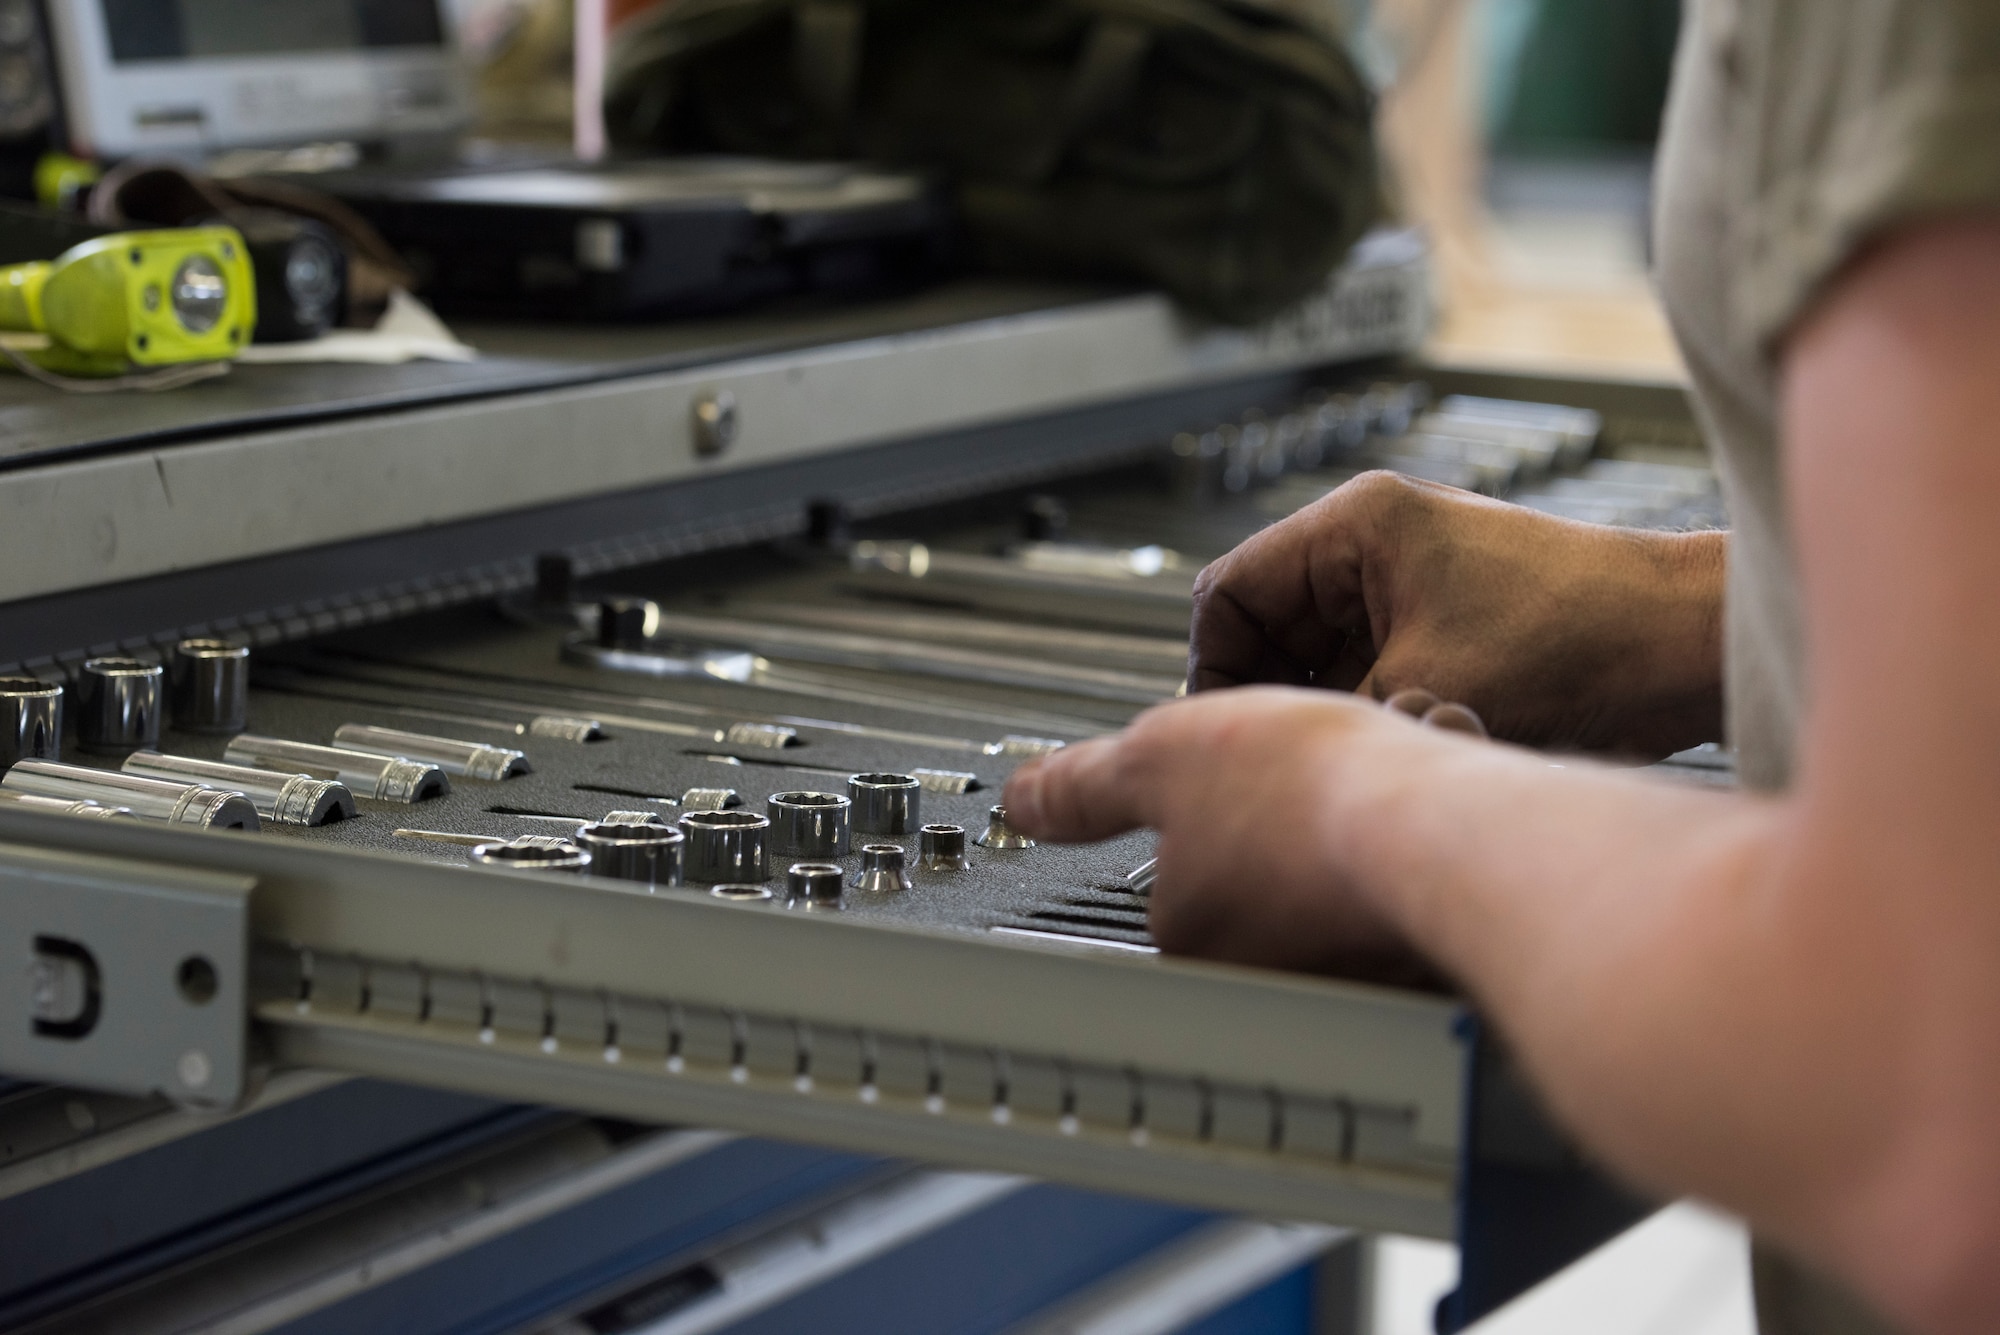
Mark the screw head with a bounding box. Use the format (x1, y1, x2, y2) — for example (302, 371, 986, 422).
(691, 390, 739, 458)
(177, 1048, 212, 1090)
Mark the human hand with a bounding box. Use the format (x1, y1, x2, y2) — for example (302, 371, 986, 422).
(1004, 685, 1477, 986)
(1188, 471, 1725, 757)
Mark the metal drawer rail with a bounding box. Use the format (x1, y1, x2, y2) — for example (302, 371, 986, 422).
(0, 811, 1464, 1239)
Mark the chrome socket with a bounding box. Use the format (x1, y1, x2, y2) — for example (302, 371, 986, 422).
(680, 787, 740, 812)
(0, 676, 62, 769)
(853, 843, 912, 894)
(710, 884, 774, 903)
(986, 735, 1066, 759)
(725, 722, 798, 750)
(680, 808, 769, 883)
(919, 824, 971, 871)
(1125, 857, 1158, 895)
(601, 810, 669, 826)
(576, 821, 684, 887)
(911, 768, 978, 795)
(169, 639, 250, 734)
(0, 790, 134, 819)
(225, 736, 451, 803)
(397, 830, 574, 850)
(767, 790, 851, 858)
(526, 715, 604, 742)
(123, 751, 356, 827)
(74, 657, 163, 754)
(786, 862, 845, 910)
(332, 724, 530, 780)
(848, 772, 920, 835)
(468, 842, 591, 873)
(2, 761, 259, 830)
(597, 597, 658, 650)
(974, 804, 1034, 850)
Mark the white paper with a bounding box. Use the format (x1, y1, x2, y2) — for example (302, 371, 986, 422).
(236, 290, 478, 365)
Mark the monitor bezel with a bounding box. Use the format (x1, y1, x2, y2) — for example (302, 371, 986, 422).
(48, 0, 470, 159)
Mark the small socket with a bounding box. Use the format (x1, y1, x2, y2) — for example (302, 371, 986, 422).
(169, 639, 249, 734)
(768, 790, 850, 858)
(848, 772, 920, 835)
(974, 805, 1034, 850)
(74, 657, 163, 754)
(597, 598, 659, 650)
(0, 676, 62, 769)
(786, 862, 844, 910)
(853, 843, 912, 894)
(919, 824, 971, 872)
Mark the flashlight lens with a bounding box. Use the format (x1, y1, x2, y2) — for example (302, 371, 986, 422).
(170, 255, 228, 334)
(284, 236, 342, 326)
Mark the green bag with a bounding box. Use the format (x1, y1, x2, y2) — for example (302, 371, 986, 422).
(605, 0, 1381, 324)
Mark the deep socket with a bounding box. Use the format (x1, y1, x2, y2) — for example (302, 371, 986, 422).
(124, 752, 356, 827)
(75, 657, 163, 754)
(847, 772, 920, 835)
(225, 736, 450, 803)
(576, 821, 684, 887)
(852, 844, 912, 894)
(0, 790, 133, 819)
(170, 639, 250, 733)
(680, 787, 740, 811)
(3, 761, 259, 830)
(332, 724, 530, 780)
(680, 808, 769, 883)
(0, 676, 62, 769)
(767, 791, 850, 858)
(786, 862, 845, 910)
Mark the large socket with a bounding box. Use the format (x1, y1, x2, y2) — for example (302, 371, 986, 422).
(767, 791, 851, 858)
(576, 821, 684, 888)
(848, 772, 920, 835)
(680, 809, 769, 884)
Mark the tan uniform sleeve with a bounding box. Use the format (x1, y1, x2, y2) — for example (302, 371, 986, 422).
(1725, 0, 2000, 352)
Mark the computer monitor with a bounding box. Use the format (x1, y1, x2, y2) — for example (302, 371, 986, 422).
(46, 0, 469, 159)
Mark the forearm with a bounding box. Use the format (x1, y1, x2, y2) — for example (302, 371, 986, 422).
(1327, 711, 2000, 1331)
(1323, 726, 1887, 1222)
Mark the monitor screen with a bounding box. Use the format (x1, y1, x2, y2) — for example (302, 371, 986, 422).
(100, 0, 445, 64)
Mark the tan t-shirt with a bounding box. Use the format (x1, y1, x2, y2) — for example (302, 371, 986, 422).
(1657, 0, 2000, 792)
(1654, 0, 2000, 1327)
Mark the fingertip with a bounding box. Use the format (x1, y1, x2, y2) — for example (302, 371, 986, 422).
(1002, 761, 1048, 832)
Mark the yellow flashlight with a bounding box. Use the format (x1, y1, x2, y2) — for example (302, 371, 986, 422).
(0, 227, 257, 377)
